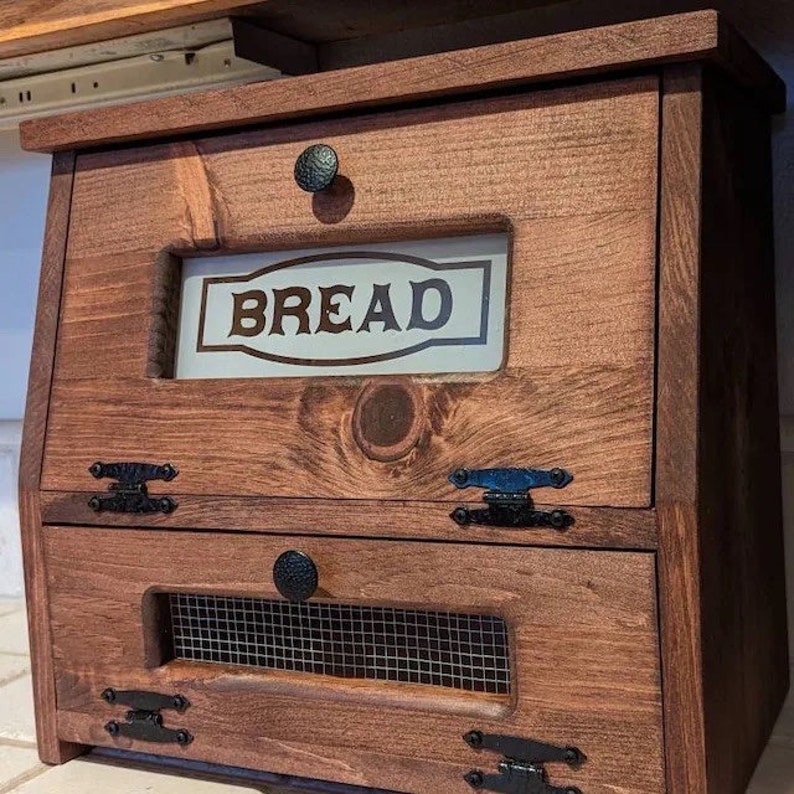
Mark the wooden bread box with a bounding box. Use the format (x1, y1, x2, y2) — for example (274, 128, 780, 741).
(17, 10, 789, 794)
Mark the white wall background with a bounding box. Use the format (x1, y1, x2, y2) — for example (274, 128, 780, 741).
(0, 128, 50, 597)
(0, 129, 50, 420)
(0, 9, 792, 607)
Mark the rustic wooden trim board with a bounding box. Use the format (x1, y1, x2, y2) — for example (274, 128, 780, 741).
(19, 11, 785, 153)
(17, 152, 84, 764)
(655, 63, 789, 794)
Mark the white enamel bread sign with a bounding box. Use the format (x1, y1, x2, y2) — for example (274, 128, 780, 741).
(176, 234, 509, 379)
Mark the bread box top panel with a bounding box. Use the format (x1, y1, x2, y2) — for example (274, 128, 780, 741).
(42, 76, 658, 507)
(19, 10, 785, 154)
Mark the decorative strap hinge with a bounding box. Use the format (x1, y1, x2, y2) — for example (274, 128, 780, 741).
(463, 731, 585, 794)
(88, 462, 178, 514)
(101, 688, 193, 746)
(449, 468, 574, 530)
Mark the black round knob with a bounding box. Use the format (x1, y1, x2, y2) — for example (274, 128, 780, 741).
(273, 550, 318, 601)
(294, 144, 339, 193)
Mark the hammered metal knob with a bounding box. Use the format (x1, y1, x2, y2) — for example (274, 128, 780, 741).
(294, 144, 339, 193)
(273, 551, 318, 601)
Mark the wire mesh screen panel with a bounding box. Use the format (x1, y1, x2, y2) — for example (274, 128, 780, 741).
(168, 593, 511, 695)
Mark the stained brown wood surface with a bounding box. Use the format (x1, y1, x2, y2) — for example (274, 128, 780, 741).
(655, 65, 789, 794)
(40, 494, 659, 550)
(695, 68, 788, 794)
(41, 78, 659, 509)
(655, 65, 708, 794)
(17, 153, 85, 765)
(45, 527, 665, 793)
(243, 0, 561, 44)
(310, 1, 714, 72)
(0, 1, 261, 60)
(19, 11, 785, 154)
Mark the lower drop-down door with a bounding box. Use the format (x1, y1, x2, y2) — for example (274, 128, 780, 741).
(45, 528, 665, 793)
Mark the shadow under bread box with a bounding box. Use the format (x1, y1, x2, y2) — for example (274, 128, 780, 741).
(17, 10, 789, 794)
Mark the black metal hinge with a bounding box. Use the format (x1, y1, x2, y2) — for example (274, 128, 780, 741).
(101, 688, 193, 746)
(88, 462, 178, 514)
(463, 731, 585, 794)
(449, 468, 574, 530)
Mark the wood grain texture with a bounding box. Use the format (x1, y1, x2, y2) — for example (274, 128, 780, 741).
(40, 494, 659, 550)
(44, 527, 665, 793)
(314, 0, 703, 71)
(17, 152, 85, 765)
(655, 65, 707, 794)
(42, 79, 658, 509)
(0, 1, 262, 60)
(19, 10, 785, 154)
(242, 0, 562, 44)
(696, 66, 789, 794)
(656, 64, 789, 794)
